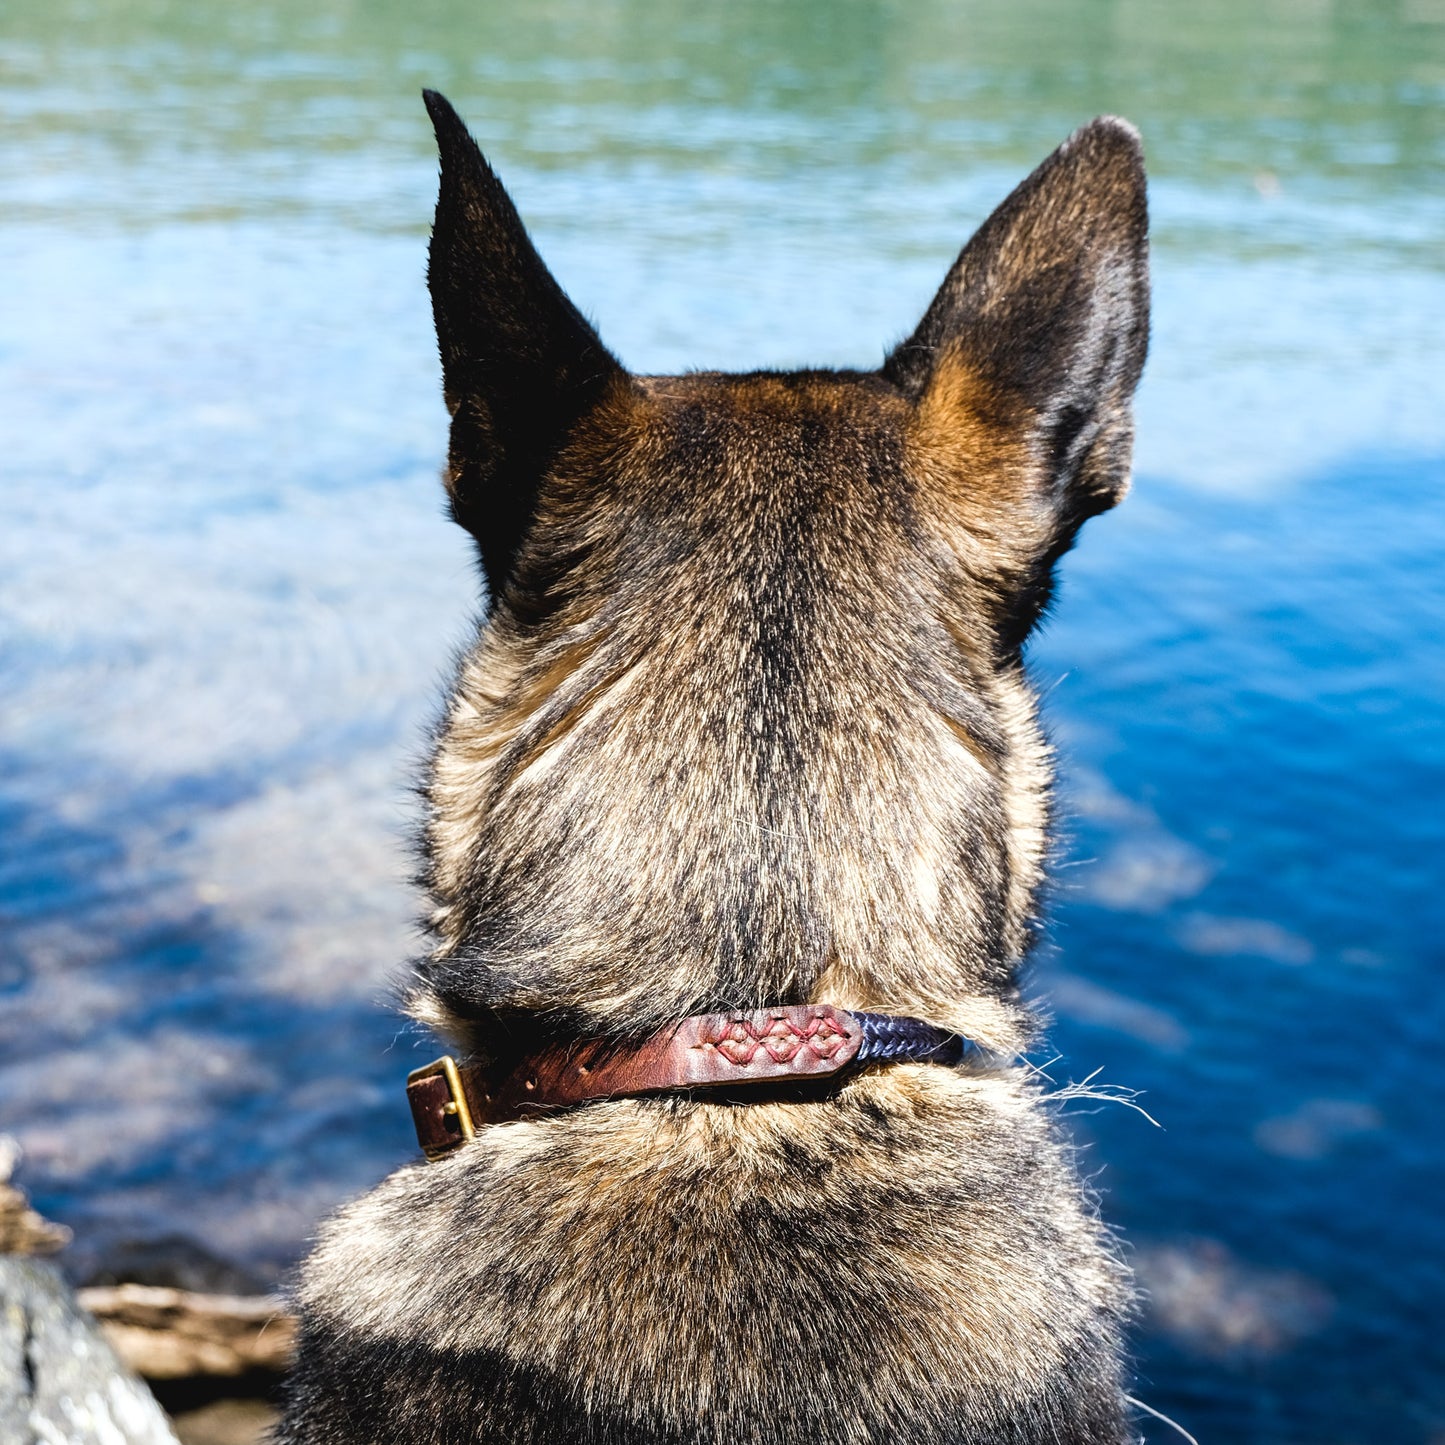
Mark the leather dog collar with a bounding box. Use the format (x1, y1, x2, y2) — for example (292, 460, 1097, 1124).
(407, 1004, 992, 1159)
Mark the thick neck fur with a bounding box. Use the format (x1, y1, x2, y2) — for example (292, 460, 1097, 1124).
(409, 370, 1054, 1058)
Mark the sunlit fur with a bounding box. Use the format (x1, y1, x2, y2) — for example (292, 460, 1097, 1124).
(278, 94, 1150, 1445)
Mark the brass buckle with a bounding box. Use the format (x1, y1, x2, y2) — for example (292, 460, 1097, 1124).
(408, 1055, 477, 1158)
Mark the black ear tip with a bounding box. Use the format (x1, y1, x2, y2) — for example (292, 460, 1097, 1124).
(422, 89, 495, 184)
(422, 88, 469, 145)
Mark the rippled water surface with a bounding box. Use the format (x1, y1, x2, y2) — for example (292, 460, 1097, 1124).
(3, 2, 1444, 1439)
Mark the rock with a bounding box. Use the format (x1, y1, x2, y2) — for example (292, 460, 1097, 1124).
(0, 1138, 70, 1257)
(169, 1398, 278, 1445)
(0, 1256, 178, 1444)
(76, 1285, 296, 1380)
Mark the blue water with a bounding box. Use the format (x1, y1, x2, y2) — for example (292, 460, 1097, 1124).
(2, 3, 1444, 1439)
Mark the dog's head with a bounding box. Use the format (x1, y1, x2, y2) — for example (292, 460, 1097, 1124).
(411, 92, 1148, 1055)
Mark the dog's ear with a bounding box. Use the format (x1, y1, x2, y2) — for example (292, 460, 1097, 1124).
(424, 90, 626, 591)
(886, 117, 1149, 645)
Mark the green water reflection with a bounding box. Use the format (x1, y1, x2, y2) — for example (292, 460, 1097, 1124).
(4, 0, 1443, 222)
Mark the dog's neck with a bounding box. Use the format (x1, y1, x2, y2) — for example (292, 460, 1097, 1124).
(406, 388, 1054, 1064)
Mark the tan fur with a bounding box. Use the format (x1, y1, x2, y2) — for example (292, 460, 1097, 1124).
(411, 376, 1041, 1054)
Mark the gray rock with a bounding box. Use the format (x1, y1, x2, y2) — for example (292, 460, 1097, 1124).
(0, 1257, 178, 1445)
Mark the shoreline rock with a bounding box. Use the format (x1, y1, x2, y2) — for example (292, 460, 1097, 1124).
(1, 1256, 180, 1445)
(0, 1137, 71, 1258)
(77, 1284, 296, 1381)
(3, 1138, 289, 1443)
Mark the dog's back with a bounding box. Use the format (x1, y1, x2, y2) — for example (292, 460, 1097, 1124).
(278, 92, 1149, 1445)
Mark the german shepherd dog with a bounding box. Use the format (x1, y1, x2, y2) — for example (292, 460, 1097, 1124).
(277, 92, 1149, 1445)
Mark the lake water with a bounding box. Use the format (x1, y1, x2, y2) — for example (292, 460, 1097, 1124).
(2, 2, 1443, 1439)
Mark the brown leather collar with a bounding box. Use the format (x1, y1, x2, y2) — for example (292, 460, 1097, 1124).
(407, 1004, 988, 1159)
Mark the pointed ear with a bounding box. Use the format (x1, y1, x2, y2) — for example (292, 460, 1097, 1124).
(886, 116, 1149, 631)
(423, 90, 626, 591)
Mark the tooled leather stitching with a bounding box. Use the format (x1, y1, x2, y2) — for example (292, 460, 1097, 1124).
(698, 1011, 850, 1067)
